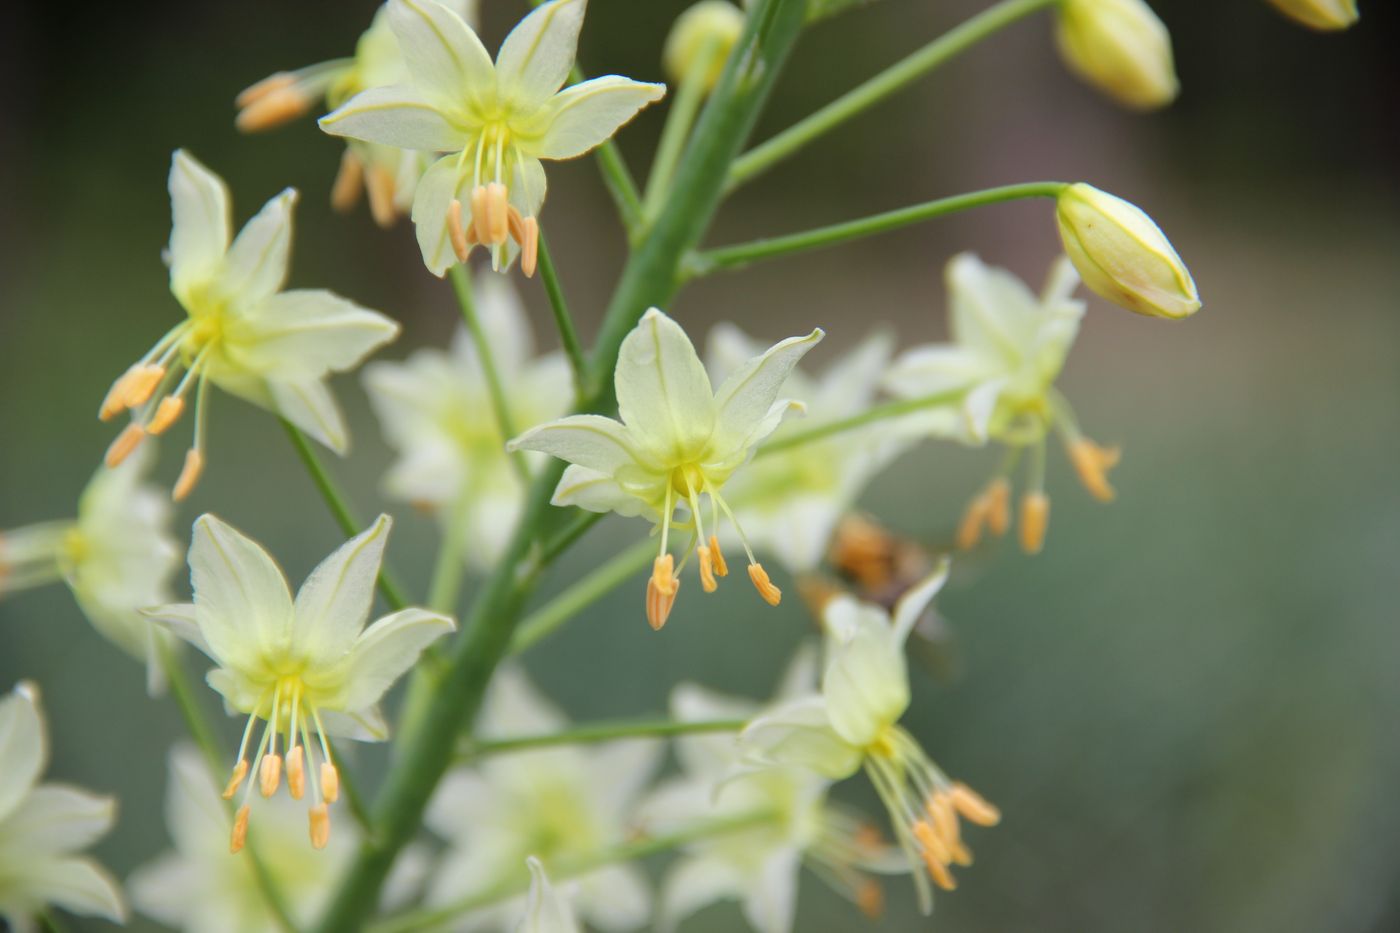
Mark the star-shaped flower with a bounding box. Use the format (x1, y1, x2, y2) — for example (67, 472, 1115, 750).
(508, 308, 823, 629)
(145, 513, 455, 852)
(99, 151, 399, 500)
(0, 682, 126, 929)
(736, 565, 1000, 914)
(320, 0, 666, 276)
(884, 252, 1118, 554)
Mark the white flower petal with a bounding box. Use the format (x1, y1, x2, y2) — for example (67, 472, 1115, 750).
(550, 465, 655, 518)
(320, 85, 472, 151)
(339, 608, 456, 714)
(660, 856, 742, 933)
(479, 665, 567, 737)
(127, 853, 198, 928)
(738, 696, 861, 780)
(0, 786, 116, 855)
(961, 377, 1006, 444)
(473, 274, 535, 370)
(142, 603, 208, 656)
(614, 308, 716, 460)
(588, 738, 663, 821)
(229, 289, 399, 380)
(508, 414, 641, 476)
(575, 863, 650, 932)
(218, 188, 296, 310)
(822, 607, 908, 747)
(410, 154, 468, 277)
(710, 329, 823, 456)
(270, 378, 351, 455)
(13, 857, 126, 923)
(0, 684, 45, 821)
(517, 857, 580, 933)
(167, 150, 230, 299)
(947, 251, 1043, 362)
(883, 344, 997, 399)
(319, 706, 391, 741)
(497, 0, 586, 111)
(526, 77, 666, 160)
(890, 559, 951, 645)
(814, 328, 894, 416)
(294, 515, 393, 661)
(741, 846, 801, 933)
(388, 0, 495, 111)
(189, 514, 295, 666)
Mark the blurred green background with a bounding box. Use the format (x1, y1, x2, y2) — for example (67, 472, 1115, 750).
(2, 0, 1398, 930)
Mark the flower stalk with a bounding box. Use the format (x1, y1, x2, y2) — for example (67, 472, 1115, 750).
(461, 715, 748, 760)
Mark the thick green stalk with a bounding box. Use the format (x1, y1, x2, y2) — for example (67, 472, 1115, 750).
(535, 235, 590, 401)
(426, 523, 465, 616)
(280, 420, 410, 612)
(309, 4, 808, 928)
(642, 35, 724, 222)
(370, 810, 776, 933)
(447, 265, 529, 484)
(692, 182, 1067, 273)
(756, 388, 969, 457)
(728, 0, 1061, 189)
(509, 538, 654, 654)
(462, 716, 747, 759)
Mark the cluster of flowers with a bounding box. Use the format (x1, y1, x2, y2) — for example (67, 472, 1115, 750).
(0, 0, 1359, 929)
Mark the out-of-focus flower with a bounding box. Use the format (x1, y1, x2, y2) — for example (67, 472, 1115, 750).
(1054, 0, 1178, 110)
(0, 682, 126, 929)
(1265, 0, 1359, 30)
(426, 667, 659, 931)
(130, 745, 427, 932)
(705, 324, 910, 575)
(641, 650, 904, 932)
(737, 566, 1000, 914)
(509, 308, 822, 629)
(321, 0, 666, 276)
(885, 253, 1120, 554)
(99, 151, 398, 500)
(663, 1, 745, 91)
(1055, 182, 1201, 320)
(145, 514, 454, 852)
(0, 450, 180, 694)
(364, 276, 570, 570)
(235, 1, 479, 226)
(516, 857, 580, 933)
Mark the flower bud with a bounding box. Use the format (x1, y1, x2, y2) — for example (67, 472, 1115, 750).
(1055, 0, 1179, 111)
(664, 1, 745, 91)
(1265, 0, 1359, 31)
(1055, 183, 1201, 320)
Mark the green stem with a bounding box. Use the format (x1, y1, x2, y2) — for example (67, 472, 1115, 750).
(159, 646, 299, 933)
(280, 420, 410, 611)
(370, 810, 777, 933)
(463, 716, 747, 759)
(692, 182, 1067, 274)
(642, 35, 724, 223)
(309, 5, 807, 928)
(756, 388, 969, 457)
(535, 235, 590, 401)
(535, 511, 605, 569)
(727, 0, 1060, 189)
(509, 538, 656, 655)
(426, 522, 465, 616)
(447, 265, 529, 484)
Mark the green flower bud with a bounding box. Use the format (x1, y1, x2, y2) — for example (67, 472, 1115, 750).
(1266, 0, 1360, 31)
(664, 1, 746, 91)
(1055, 183, 1201, 320)
(1055, 0, 1179, 111)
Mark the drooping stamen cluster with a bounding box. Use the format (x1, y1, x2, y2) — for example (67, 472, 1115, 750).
(235, 62, 350, 134)
(805, 809, 903, 921)
(221, 676, 342, 854)
(646, 464, 780, 630)
(100, 320, 215, 501)
(444, 129, 540, 277)
(863, 726, 1000, 901)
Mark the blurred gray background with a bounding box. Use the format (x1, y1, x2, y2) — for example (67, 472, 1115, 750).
(2, 0, 1398, 930)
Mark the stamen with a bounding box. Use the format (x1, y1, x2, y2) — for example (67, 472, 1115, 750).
(470, 186, 491, 246)
(949, 782, 1001, 826)
(259, 753, 283, 797)
(100, 367, 141, 420)
(309, 802, 331, 849)
(147, 396, 185, 435)
(173, 448, 205, 502)
(1018, 492, 1050, 555)
(286, 746, 306, 800)
(984, 478, 1012, 536)
(105, 423, 146, 468)
(365, 165, 397, 229)
(507, 210, 539, 278)
(708, 535, 729, 577)
(237, 88, 313, 133)
(697, 545, 718, 593)
(221, 760, 249, 800)
(230, 804, 250, 854)
(927, 793, 959, 849)
(911, 822, 958, 891)
(1068, 438, 1121, 503)
(747, 563, 782, 606)
(235, 72, 296, 108)
(320, 762, 340, 805)
(448, 199, 472, 263)
(123, 365, 166, 408)
(856, 880, 884, 919)
(330, 149, 364, 213)
(646, 573, 680, 631)
(484, 182, 509, 245)
(651, 554, 676, 595)
(955, 493, 988, 551)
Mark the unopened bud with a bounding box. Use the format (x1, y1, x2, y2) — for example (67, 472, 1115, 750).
(663, 1, 745, 91)
(1055, 0, 1179, 110)
(1266, 0, 1359, 31)
(1056, 183, 1201, 320)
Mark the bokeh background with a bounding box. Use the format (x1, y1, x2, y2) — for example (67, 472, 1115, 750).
(2, 0, 1398, 930)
